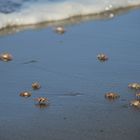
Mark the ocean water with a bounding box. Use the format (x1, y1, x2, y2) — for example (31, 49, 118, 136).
(0, 0, 140, 29)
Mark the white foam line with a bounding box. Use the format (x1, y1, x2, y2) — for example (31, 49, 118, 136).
(0, 0, 140, 29)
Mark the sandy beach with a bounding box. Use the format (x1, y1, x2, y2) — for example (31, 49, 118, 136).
(0, 8, 140, 140)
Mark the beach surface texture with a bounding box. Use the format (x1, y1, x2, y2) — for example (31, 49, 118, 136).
(0, 0, 140, 140)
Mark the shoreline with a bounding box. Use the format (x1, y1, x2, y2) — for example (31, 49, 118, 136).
(0, 5, 140, 36)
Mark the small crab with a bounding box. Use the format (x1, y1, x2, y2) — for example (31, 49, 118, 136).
(32, 82, 41, 90)
(34, 97, 49, 104)
(130, 100, 140, 108)
(20, 91, 31, 97)
(0, 53, 13, 62)
(105, 92, 120, 100)
(128, 83, 140, 90)
(136, 92, 140, 99)
(55, 26, 65, 34)
(97, 53, 108, 61)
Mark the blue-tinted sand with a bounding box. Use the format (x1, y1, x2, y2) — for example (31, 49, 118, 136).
(0, 8, 140, 140)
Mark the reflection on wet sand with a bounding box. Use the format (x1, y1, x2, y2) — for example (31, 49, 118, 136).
(0, 6, 140, 36)
(35, 103, 50, 109)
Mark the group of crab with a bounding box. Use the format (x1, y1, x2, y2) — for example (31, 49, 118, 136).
(1, 40, 140, 109)
(97, 54, 119, 100)
(0, 53, 49, 106)
(97, 53, 140, 108)
(0, 26, 65, 98)
(0, 26, 66, 107)
(128, 83, 140, 108)
(20, 82, 49, 106)
(104, 85, 140, 108)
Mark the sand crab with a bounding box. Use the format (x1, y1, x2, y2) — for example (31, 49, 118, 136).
(55, 26, 65, 34)
(34, 97, 49, 104)
(130, 100, 140, 108)
(105, 92, 120, 100)
(97, 53, 108, 61)
(32, 82, 41, 90)
(128, 83, 140, 90)
(0, 53, 13, 62)
(20, 91, 31, 97)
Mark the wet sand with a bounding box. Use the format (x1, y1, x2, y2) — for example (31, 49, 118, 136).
(0, 8, 140, 140)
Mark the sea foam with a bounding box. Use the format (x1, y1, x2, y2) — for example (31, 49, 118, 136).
(0, 0, 140, 29)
